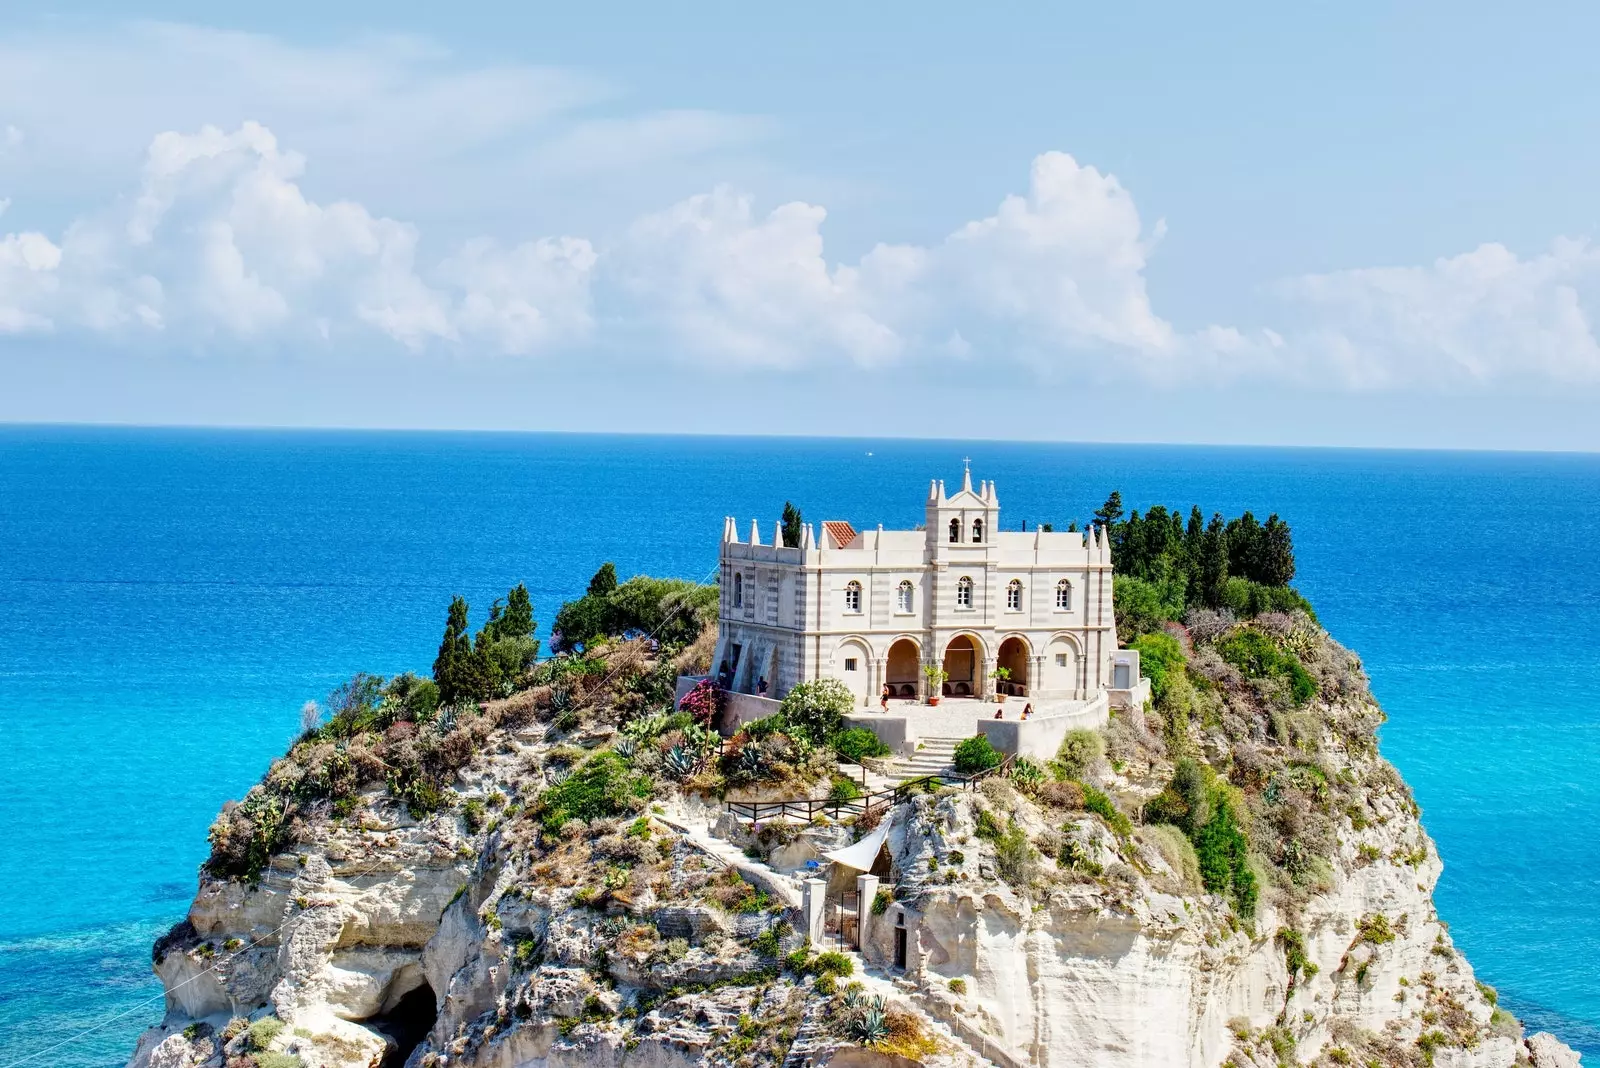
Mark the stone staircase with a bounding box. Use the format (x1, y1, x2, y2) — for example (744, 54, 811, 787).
(886, 736, 964, 782)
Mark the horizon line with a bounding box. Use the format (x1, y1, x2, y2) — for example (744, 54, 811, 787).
(3, 418, 1599, 459)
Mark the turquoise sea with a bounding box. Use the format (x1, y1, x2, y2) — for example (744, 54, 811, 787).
(0, 426, 1597, 1066)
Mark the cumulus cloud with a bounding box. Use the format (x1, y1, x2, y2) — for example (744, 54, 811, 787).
(610, 152, 1209, 373)
(611, 187, 914, 367)
(1274, 239, 1600, 387)
(3, 99, 1598, 394)
(0, 122, 595, 352)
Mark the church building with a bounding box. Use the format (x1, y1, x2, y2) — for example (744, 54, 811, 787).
(712, 469, 1119, 708)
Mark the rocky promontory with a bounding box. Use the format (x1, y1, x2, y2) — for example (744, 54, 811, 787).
(123, 576, 1580, 1068)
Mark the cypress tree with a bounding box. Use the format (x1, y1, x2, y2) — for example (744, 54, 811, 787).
(1226, 511, 1265, 583)
(1184, 506, 1205, 562)
(587, 562, 619, 598)
(1200, 514, 1230, 609)
(433, 595, 473, 706)
(1259, 515, 1297, 587)
(781, 502, 804, 548)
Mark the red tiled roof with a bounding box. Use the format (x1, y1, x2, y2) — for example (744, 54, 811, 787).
(822, 521, 857, 549)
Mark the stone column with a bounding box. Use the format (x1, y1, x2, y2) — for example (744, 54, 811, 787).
(983, 657, 999, 701)
(855, 874, 880, 952)
(802, 878, 827, 945)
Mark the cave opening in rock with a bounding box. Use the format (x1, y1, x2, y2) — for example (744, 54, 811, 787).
(369, 980, 437, 1068)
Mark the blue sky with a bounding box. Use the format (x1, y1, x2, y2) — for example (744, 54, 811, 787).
(3, 2, 1600, 448)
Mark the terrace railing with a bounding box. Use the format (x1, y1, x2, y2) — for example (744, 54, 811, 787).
(723, 754, 1015, 826)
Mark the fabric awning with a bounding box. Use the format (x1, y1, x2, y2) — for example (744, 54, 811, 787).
(822, 818, 891, 872)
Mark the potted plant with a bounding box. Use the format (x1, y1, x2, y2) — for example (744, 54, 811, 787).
(922, 664, 949, 706)
(991, 666, 1012, 701)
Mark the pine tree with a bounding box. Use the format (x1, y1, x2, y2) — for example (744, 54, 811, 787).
(1259, 515, 1296, 586)
(433, 595, 473, 706)
(587, 562, 619, 598)
(501, 583, 534, 639)
(1200, 514, 1230, 609)
(1093, 491, 1125, 534)
(781, 501, 804, 548)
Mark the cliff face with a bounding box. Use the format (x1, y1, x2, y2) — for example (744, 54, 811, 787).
(123, 625, 1581, 1068)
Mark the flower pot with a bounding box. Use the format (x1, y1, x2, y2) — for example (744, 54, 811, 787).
(928, 696, 942, 707)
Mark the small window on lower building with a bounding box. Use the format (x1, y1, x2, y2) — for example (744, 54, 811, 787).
(844, 658, 859, 671)
(1055, 653, 1068, 667)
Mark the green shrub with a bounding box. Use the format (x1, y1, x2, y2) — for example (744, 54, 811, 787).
(828, 775, 863, 802)
(1358, 913, 1396, 945)
(1142, 758, 1213, 835)
(1277, 928, 1319, 982)
(952, 735, 1002, 774)
(974, 807, 1003, 841)
(1081, 784, 1132, 837)
(871, 888, 892, 915)
(256, 1055, 304, 1068)
(1114, 574, 1186, 639)
(1129, 632, 1185, 704)
(1193, 785, 1257, 915)
(832, 727, 891, 762)
(948, 978, 966, 995)
(992, 819, 1039, 887)
(246, 1016, 284, 1052)
(536, 752, 652, 833)
(1216, 628, 1317, 705)
(460, 798, 486, 834)
(809, 950, 854, 978)
(1053, 729, 1105, 780)
(751, 925, 784, 958)
(552, 573, 718, 653)
(1220, 578, 1317, 621)
(779, 679, 856, 745)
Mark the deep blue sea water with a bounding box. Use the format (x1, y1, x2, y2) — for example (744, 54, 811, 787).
(1, 426, 1597, 1066)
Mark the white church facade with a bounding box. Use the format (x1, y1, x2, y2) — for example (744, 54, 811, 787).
(711, 469, 1123, 709)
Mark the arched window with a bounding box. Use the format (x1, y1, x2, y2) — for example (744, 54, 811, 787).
(972, 518, 984, 543)
(1006, 579, 1023, 611)
(844, 580, 863, 613)
(956, 575, 973, 608)
(1055, 579, 1073, 610)
(948, 518, 960, 543)
(897, 580, 914, 614)
(733, 573, 743, 608)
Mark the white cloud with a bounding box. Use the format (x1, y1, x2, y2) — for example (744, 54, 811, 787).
(0, 122, 595, 352)
(935, 151, 1176, 356)
(1274, 239, 1600, 387)
(609, 151, 1212, 375)
(611, 186, 911, 367)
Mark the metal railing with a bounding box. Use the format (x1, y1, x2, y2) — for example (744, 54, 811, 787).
(723, 754, 1016, 826)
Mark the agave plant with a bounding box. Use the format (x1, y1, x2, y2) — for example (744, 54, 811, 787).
(663, 745, 698, 781)
(847, 1006, 888, 1045)
(623, 711, 669, 741)
(736, 742, 767, 779)
(614, 737, 637, 761)
(841, 987, 863, 1010)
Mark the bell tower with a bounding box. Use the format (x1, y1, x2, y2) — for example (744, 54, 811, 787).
(924, 460, 1001, 560)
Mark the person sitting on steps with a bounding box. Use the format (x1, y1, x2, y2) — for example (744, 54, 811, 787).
(881, 683, 891, 711)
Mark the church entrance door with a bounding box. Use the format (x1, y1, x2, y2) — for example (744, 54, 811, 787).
(885, 639, 920, 700)
(941, 635, 980, 698)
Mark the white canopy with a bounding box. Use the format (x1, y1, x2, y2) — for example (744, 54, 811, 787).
(822, 818, 891, 872)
